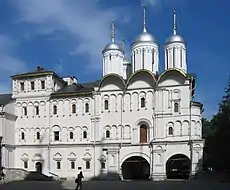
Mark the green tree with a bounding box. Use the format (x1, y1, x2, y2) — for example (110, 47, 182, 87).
(212, 78, 230, 171)
(202, 118, 216, 170)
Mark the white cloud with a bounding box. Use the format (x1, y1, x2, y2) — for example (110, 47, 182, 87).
(142, 0, 187, 8)
(0, 34, 28, 93)
(12, 0, 129, 71)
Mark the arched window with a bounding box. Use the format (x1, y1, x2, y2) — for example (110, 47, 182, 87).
(106, 130, 110, 138)
(140, 125, 147, 143)
(104, 100, 109, 110)
(141, 97, 145, 108)
(70, 132, 73, 139)
(72, 104, 76, 114)
(174, 102, 179, 113)
(21, 132, 25, 140)
(86, 161, 90, 169)
(168, 127, 173, 135)
(36, 132, 40, 140)
(53, 105, 57, 115)
(85, 103, 89, 113)
(83, 131, 87, 139)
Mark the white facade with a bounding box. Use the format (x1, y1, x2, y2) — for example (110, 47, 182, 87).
(0, 10, 204, 181)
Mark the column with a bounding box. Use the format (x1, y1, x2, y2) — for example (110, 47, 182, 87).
(150, 145, 167, 181)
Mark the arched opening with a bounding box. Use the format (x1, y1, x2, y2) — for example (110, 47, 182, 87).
(35, 162, 42, 173)
(121, 156, 150, 180)
(166, 154, 191, 179)
(140, 125, 148, 143)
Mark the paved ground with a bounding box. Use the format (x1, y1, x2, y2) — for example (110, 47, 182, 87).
(1, 180, 230, 190)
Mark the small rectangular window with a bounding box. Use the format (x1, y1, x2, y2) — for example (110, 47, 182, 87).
(54, 131, 59, 141)
(31, 81, 35, 90)
(70, 132, 73, 139)
(41, 81, 45, 89)
(35, 106, 39, 115)
(71, 161, 75, 169)
(24, 161, 28, 168)
(20, 82, 24, 91)
(57, 161, 61, 169)
(23, 107, 27, 116)
(86, 161, 90, 169)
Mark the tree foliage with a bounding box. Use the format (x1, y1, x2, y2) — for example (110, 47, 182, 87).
(202, 77, 230, 171)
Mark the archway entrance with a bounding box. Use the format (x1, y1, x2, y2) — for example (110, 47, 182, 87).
(35, 162, 42, 173)
(122, 156, 150, 180)
(166, 154, 191, 179)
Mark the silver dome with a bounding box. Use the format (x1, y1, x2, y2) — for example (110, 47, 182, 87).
(133, 31, 157, 45)
(165, 34, 185, 45)
(102, 42, 123, 53)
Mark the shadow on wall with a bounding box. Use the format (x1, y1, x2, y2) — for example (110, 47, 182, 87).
(88, 136, 122, 181)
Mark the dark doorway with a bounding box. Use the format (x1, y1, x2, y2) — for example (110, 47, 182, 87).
(35, 162, 42, 173)
(122, 156, 150, 180)
(166, 154, 191, 179)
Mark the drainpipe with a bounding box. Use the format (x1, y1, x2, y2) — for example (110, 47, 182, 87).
(189, 79, 193, 179)
(119, 91, 124, 176)
(93, 93, 96, 178)
(48, 100, 51, 173)
(0, 105, 4, 170)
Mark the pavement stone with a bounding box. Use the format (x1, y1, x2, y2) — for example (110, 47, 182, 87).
(1, 180, 230, 190)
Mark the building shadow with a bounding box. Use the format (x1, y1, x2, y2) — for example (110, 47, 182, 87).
(192, 157, 230, 183)
(24, 171, 53, 181)
(0, 180, 66, 190)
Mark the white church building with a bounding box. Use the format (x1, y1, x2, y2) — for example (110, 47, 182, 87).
(0, 8, 204, 181)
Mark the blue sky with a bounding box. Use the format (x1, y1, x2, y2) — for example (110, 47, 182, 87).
(0, 0, 229, 119)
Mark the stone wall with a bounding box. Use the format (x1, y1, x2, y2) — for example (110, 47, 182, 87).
(4, 168, 30, 182)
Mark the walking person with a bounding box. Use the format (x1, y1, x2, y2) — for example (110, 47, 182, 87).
(75, 171, 84, 190)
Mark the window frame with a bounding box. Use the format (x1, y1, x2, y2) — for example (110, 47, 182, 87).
(104, 100, 109, 110)
(174, 102, 179, 113)
(54, 131, 60, 141)
(35, 106, 39, 115)
(86, 161, 90, 169)
(41, 81, 45, 89)
(69, 132, 74, 139)
(140, 97, 145, 108)
(31, 81, 35, 90)
(53, 105, 57, 115)
(70, 161, 75, 169)
(24, 161, 28, 169)
(36, 132, 40, 140)
(85, 103, 89, 113)
(20, 82, 25, 91)
(83, 131, 87, 139)
(57, 161, 61, 169)
(72, 104, 76, 114)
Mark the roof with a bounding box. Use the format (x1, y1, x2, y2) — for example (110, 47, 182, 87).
(11, 66, 66, 84)
(50, 80, 100, 98)
(0, 94, 13, 106)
